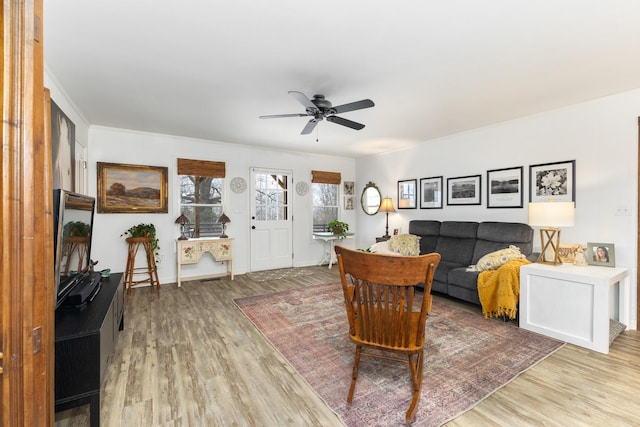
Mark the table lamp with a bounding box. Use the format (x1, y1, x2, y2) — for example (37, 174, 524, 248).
(218, 213, 230, 238)
(379, 197, 396, 239)
(528, 201, 575, 265)
(174, 213, 191, 240)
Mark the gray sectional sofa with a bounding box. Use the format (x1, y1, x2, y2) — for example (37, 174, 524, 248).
(408, 220, 535, 305)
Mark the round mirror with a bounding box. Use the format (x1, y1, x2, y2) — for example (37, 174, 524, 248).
(361, 181, 382, 215)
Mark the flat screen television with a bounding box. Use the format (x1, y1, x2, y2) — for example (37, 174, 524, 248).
(53, 189, 96, 308)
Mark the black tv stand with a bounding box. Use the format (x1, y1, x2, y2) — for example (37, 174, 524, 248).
(55, 273, 124, 427)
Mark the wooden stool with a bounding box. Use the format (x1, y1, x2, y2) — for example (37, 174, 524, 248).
(124, 237, 160, 295)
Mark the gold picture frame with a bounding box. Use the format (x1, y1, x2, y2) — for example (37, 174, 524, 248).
(97, 162, 168, 213)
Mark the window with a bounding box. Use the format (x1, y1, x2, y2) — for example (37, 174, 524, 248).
(178, 158, 225, 238)
(311, 170, 341, 232)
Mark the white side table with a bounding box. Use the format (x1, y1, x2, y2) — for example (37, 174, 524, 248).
(312, 232, 354, 269)
(519, 263, 630, 354)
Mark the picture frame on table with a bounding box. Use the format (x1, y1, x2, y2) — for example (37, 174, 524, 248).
(397, 179, 417, 209)
(586, 242, 616, 267)
(447, 175, 481, 206)
(487, 166, 523, 208)
(529, 160, 575, 203)
(558, 243, 582, 264)
(97, 162, 168, 213)
(419, 176, 443, 209)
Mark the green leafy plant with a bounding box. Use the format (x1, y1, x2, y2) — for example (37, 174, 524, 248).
(63, 221, 90, 239)
(121, 223, 160, 260)
(327, 219, 349, 235)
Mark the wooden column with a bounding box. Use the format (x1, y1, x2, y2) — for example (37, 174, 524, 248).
(1, 0, 53, 425)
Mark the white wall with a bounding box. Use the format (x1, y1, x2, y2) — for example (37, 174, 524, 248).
(355, 89, 640, 329)
(87, 127, 357, 283)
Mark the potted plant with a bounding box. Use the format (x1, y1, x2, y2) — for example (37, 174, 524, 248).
(121, 223, 160, 260)
(327, 219, 349, 235)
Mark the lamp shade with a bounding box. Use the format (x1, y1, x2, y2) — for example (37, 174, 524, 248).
(528, 202, 575, 227)
(174, 213, 190, 225)
(379, 197, 396, 213)
(218, 213, 230, 224)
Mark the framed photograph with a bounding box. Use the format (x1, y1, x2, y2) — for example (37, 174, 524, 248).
(447, 175, 481, 205)
(344, 195, 354, 210)
(51, 99, 76, 192)
(97, 162, 168, 213)
(419, 176, 443, 209)
(397, 179, 417, 209)
(586, 242, 616, 267)
(343, 181, 355, 195)
(529, 160, 575, 203)
(558, 243, 582, 264)
(487, 166, 523, 208)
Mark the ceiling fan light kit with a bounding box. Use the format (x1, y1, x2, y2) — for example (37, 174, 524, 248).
(260, 91, 374, 135)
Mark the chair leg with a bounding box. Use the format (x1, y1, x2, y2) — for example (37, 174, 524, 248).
(406, 350, 424, 423)
(347, 345, 362, 404)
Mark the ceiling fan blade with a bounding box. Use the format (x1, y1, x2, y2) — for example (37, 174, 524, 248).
(331, 99, 375, 114)
(288, 91, 318, 111)
(301, 118, 320, 135)
(326, 115, 365, 130)
(259, 113, 308, 119)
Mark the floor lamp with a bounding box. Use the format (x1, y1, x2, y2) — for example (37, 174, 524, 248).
(379, 197, 396, 239)
(528, 201, 575, 265)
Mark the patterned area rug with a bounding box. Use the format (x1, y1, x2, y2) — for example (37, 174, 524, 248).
(235, 282, 565, 426)
(245, 268, 316, 282)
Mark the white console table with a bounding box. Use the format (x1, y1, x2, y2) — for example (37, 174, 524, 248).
(519, 263, 630, 354)
(313, 232, 354, 269)
(176, 237, 234, 286)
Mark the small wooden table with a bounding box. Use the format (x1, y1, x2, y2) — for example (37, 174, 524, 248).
(176, 237, 234, 286)
(313, 232, 354, 269)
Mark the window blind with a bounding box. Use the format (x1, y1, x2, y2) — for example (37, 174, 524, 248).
(177, 158, 226, 178)
(311, 170, 341, 184)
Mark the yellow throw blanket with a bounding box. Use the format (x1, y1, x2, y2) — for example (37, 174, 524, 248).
(477, 258, 531, 319)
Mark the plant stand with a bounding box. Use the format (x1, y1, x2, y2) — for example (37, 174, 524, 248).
(124, 237, 160, 295)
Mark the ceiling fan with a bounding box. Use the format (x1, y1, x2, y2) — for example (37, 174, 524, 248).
(259, 91, 375, 135)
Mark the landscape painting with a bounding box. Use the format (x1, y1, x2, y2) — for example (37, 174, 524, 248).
(97, 162, 168, 213)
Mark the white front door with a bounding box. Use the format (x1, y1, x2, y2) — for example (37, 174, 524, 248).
(250, 168, 293, 271)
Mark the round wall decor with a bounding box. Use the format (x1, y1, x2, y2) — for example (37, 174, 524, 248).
(296, 181, 309, 196)
(230, 177, 247, 194)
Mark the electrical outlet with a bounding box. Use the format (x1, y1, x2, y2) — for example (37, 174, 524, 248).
(614, 206, 631, 216)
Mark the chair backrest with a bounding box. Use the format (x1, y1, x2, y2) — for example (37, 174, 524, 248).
(335, 246, 440, 351)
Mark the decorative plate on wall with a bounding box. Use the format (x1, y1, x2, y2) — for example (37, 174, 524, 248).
(296, 181, 309, 196)
(230, 177, 247, 194)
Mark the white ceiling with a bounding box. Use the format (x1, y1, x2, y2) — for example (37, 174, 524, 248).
(44, 1, 640, 158)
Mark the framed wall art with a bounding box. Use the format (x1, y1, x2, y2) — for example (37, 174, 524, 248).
(51, 99, 76, 192)
(529, 160, 575, 203)
(343, 181, 355, 195)
(97, 162, 168, 213)
(447, 175, 481, 206)
(419, 176, 443, 209)
(487, 166, 523, 208)
(397, 179, 417, 209)
(586, 242, 615, 267)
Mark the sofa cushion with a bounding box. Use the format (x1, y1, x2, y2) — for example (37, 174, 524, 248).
(448, 267, 480, 290)
(388, 234, 421, 256)
(433, 260, 465, 285)
(409, 220, 440, 254)
(472, 222, 533, 264)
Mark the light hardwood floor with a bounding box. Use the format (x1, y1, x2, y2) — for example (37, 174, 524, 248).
(55, 266, 640, 426)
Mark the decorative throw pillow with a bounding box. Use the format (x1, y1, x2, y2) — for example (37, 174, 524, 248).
(368, 241, 400, 255)
(388, 234, 421, 256)
(473, 245, 525, 271)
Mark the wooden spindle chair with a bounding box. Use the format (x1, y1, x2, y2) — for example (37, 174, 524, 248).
(335, 245, 440, 424)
